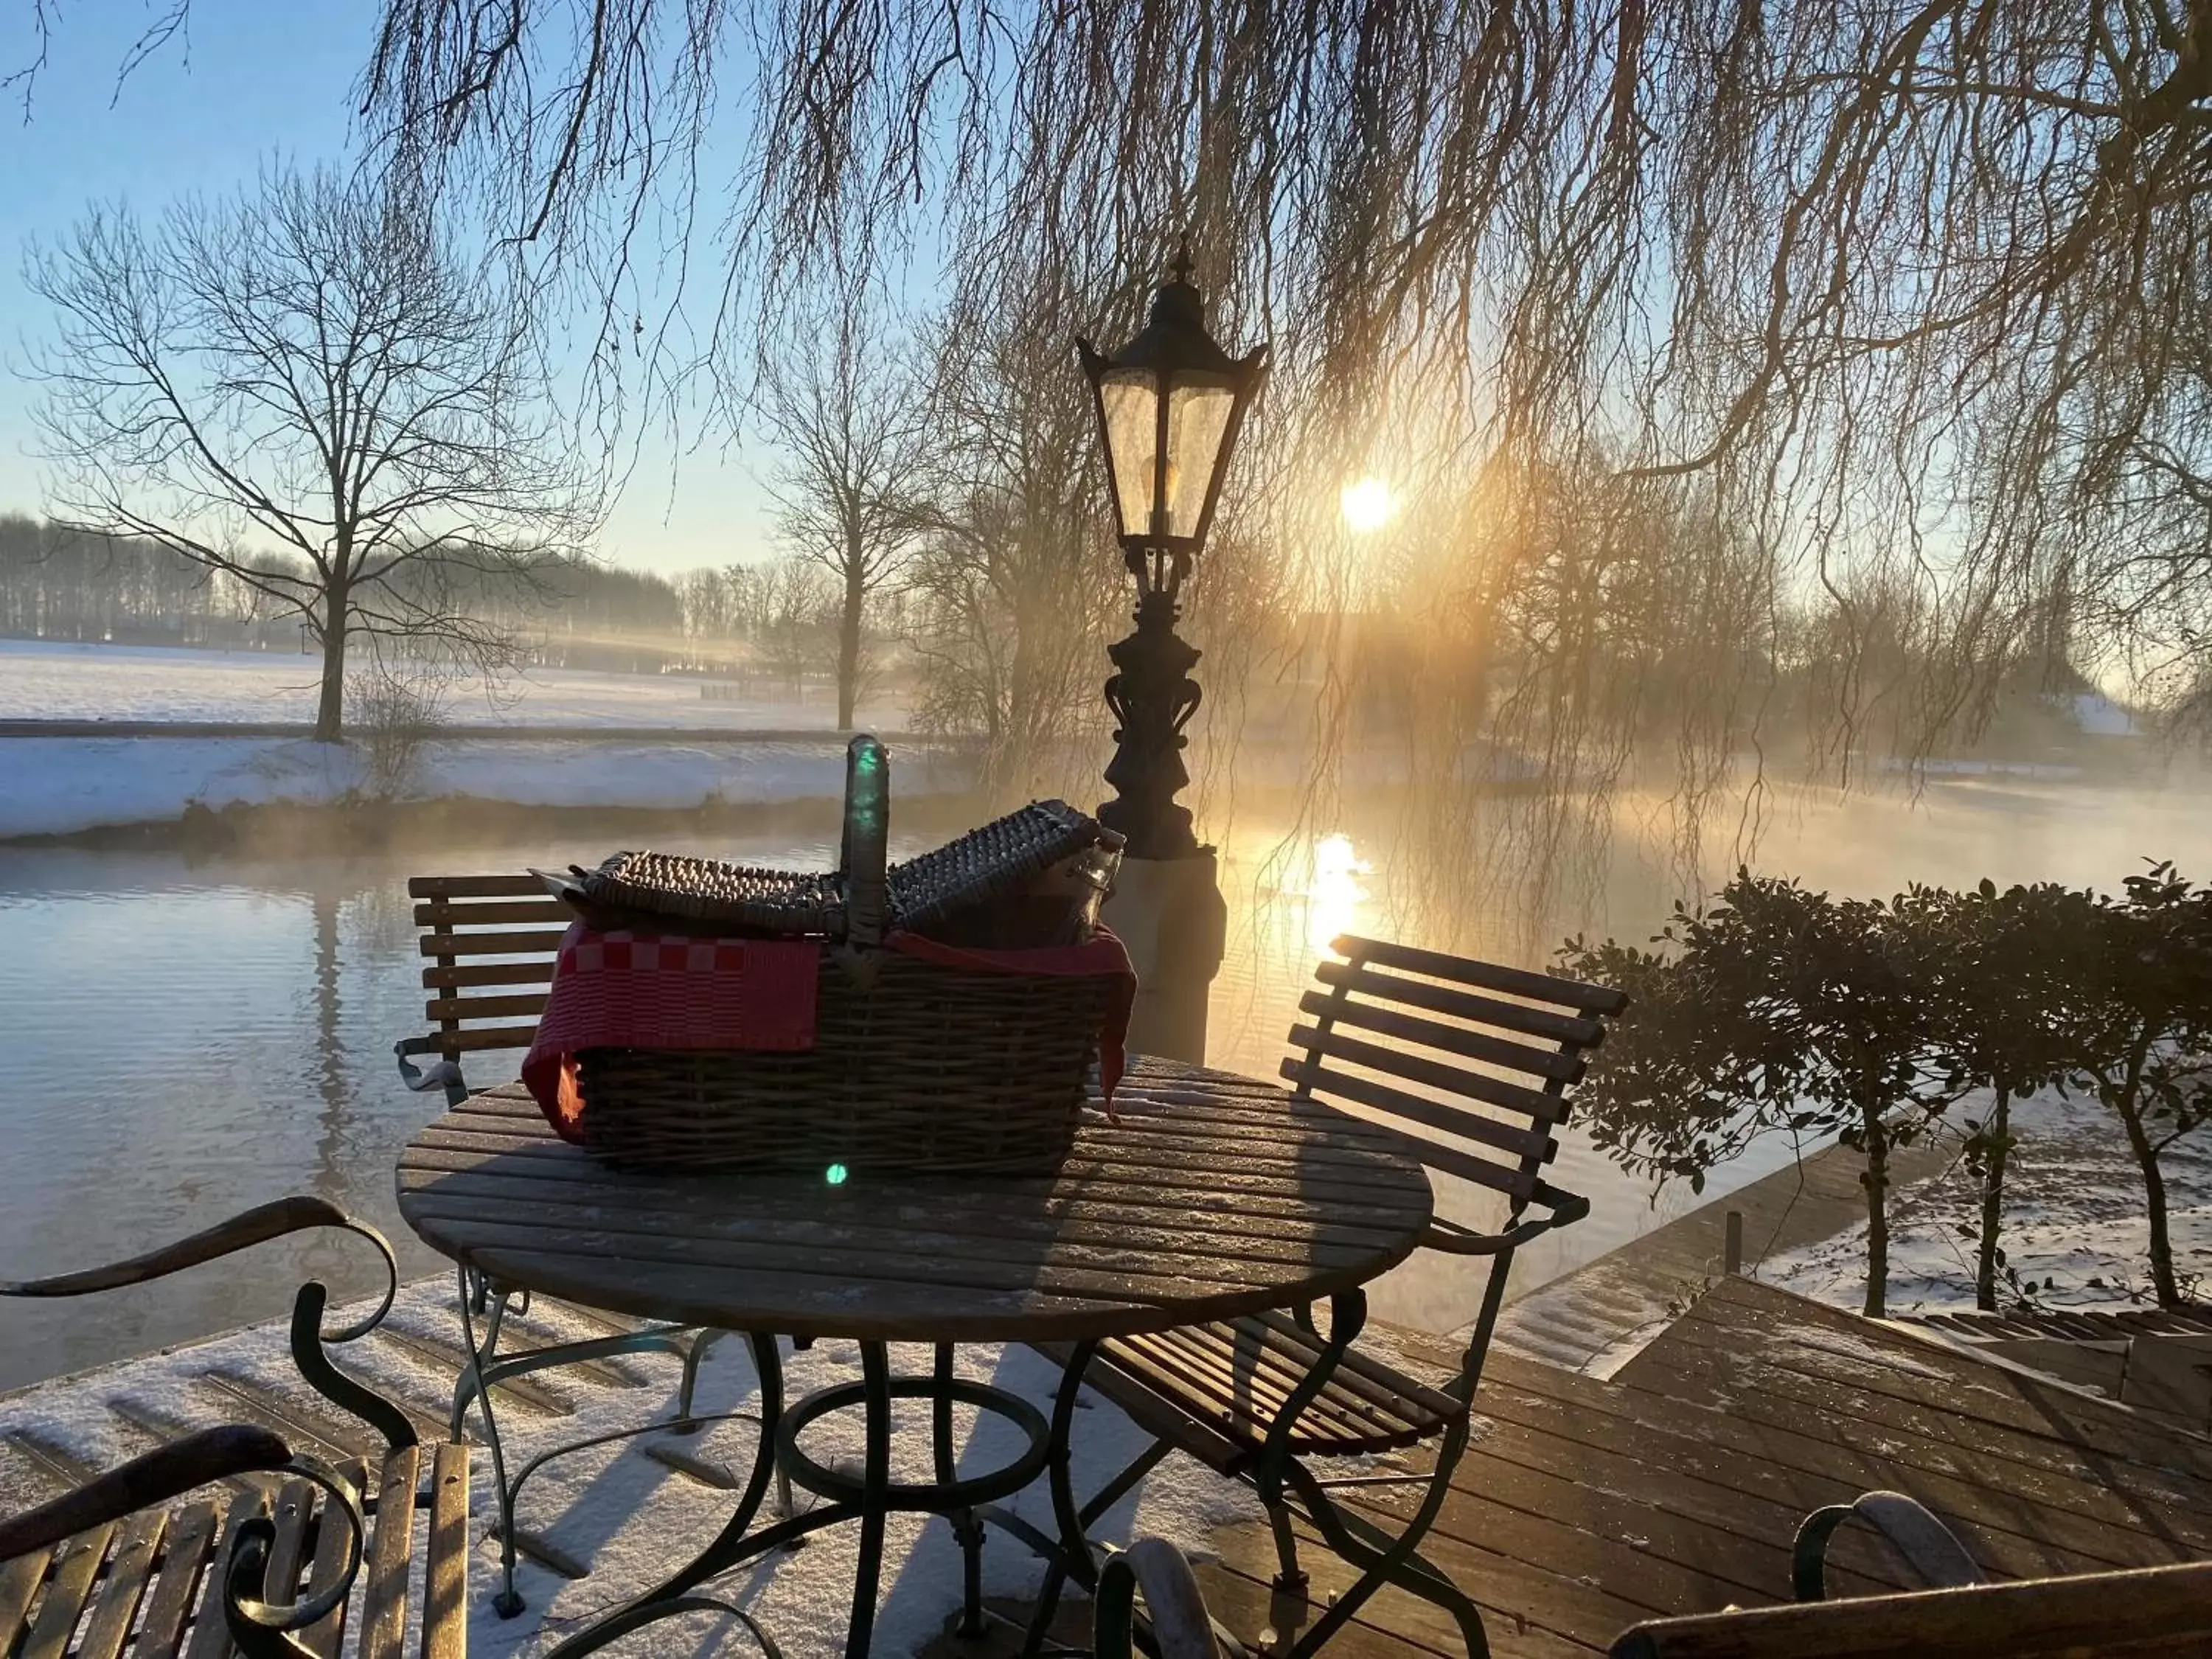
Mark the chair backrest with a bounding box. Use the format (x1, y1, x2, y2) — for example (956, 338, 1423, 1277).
(411, 874, 569, 1065)
(1607, 1557, 2212, 1658)
(1283, 933, 1626, 1214)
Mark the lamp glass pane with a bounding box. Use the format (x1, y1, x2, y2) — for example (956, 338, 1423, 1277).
(1164, 375, 1237, 538)
(1097, 369, 1162, 538)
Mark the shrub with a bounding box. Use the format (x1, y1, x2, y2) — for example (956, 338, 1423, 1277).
(345, 660, 451, 800)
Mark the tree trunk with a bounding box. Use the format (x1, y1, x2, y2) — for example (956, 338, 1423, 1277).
(313, 585, 349, 742)
(1861, 1099, 1891, 1318)
(1975, 1085, 2012, 1312)
(837, 558, 863, 729)
(2110, 1046, 2180, 1307)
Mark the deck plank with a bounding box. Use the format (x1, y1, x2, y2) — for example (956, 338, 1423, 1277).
(1173, 1278, 2212, 1655)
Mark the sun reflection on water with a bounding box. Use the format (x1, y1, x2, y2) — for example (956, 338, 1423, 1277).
(1302, 832, 1372, 954)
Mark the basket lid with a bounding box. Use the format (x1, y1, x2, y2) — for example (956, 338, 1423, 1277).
(888, 800, 1113, 935)
(580, 850, 848, 939)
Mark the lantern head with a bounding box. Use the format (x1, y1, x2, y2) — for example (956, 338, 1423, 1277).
(1079, 248, 1267, 596)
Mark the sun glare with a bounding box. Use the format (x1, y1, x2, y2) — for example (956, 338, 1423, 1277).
(1340, 476, 1394, 533)
(1304, 832, 1371, 954)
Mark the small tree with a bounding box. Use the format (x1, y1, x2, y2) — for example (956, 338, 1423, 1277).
(2066, 863, 2212, 1309)
(757, 311, 931, 728)
(1893, 881, 2083, 1311)
(1560, 912, 1784, 1197)
(1569, 873, 1949, 1316)
(26, 164, 598, 740)
(902, 296, 1121, 802)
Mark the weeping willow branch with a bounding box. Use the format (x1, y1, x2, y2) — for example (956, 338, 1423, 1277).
(360, 0, 2212, 926)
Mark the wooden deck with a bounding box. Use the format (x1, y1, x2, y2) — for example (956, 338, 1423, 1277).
(1158, 1275, 2212, 1659)
(12, 1261, 2212, 1659)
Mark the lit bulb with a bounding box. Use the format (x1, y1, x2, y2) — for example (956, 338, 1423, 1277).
(826, 1163, 849, 1186)
(1341, 476, 1393, 533)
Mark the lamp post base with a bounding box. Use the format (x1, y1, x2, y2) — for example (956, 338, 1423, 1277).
(1101, 848, 1227, 1065)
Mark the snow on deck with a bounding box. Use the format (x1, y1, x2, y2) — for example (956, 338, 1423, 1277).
(0, 1279, 1256, 1659)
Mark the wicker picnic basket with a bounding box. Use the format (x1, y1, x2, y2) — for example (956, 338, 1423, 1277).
(566, 735, 1126, 1175)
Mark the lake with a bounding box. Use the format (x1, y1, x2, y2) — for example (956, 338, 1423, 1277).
(4, 770, 2205, 1391)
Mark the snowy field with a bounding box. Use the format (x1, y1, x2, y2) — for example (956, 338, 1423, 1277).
(1761, 1088, 2212, 1314)
(0, 1279, 1303, 1659)
(0, 737, 975, 839)
(0, 639, 907, 730)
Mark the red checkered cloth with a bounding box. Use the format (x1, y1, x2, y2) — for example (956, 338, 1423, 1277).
(522, 925, 821, 1141)
(521, 923, 1138, 1143)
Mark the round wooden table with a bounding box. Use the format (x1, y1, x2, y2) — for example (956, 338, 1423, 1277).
(395, 1057, 1433, 1658)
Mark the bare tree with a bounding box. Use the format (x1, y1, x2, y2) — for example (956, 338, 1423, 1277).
(757, 311, 931, 728)
(904, 291, 1122, 802)
(756, 555, 838, 698)
(25, 164, 600, 740)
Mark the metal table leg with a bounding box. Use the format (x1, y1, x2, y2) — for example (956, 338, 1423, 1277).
(542, 1340, 1054, 1659)
(540, 1329, 793, 1659)
(937, 1343, 988, 1638)
(449, 1267, 752, 1618)
(962, 1338, 1102, 1659)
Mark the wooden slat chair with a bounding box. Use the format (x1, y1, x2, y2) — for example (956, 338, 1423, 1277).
(0, 1199, 467, 1659)
(1038, 934, 1626, 1659)
(394, 872, 765, 1618)
(394, 874, 570, 1107)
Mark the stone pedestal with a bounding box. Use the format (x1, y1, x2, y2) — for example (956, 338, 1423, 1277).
(1102, 849, 1228, 1064)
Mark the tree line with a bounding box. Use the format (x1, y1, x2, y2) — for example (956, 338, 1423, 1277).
(349, 0, 2212, 905)
(1564, 865, 2212, 1317)
(0, 511, 875, 685)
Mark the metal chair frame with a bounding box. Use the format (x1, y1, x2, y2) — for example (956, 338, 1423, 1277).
(1031, 933, 1626, 1659)
(397, 872, 772, 1616)
(0, 1200, 431, 1659)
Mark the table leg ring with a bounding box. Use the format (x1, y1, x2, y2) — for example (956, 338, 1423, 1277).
(776, 1375, 1052, 1513)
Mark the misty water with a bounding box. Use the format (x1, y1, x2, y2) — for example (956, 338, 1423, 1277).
(4, 771, 2210, 1392)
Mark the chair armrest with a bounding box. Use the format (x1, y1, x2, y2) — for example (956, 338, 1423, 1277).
(1793, 1490, 1982, 1601)
(287, 1281, 417, 1454)
(0, 1426, 291, 1561)
(394, 1037, 468, 1101)
(0, 1196, 400, 1344)
(1420, 1180, 1590, 1256)
(1095, 1539, 1221, 1659)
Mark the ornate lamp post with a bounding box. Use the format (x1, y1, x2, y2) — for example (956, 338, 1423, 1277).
(1079, 249, 1267, 855)
(1079, 249, 1267, 1059)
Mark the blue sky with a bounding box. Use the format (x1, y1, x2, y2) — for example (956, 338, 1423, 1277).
(0, 1, 771, 576)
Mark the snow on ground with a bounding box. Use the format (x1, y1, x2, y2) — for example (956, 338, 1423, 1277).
(0, 739, 362, 838)
(0, 1279, 1259, 1659)
(0, 736, 974, 839)
(1758, 1088, 2212, 1315)
(0, 639, 908, 730)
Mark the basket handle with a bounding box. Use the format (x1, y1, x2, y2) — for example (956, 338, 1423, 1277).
(841, 734, 890, 947)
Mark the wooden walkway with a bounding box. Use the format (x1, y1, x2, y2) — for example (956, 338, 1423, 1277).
(1140, 1275, 2212, 1658)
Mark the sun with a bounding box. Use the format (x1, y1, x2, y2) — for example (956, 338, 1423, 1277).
(1340, 476, 1394, 533)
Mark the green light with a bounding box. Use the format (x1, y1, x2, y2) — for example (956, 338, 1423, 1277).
(826, 1163, 849, 1186)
